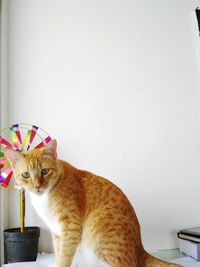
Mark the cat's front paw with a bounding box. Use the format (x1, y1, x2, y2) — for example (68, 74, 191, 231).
(48, 264, 57, 267)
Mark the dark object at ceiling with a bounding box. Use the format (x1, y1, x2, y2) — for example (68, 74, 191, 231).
(196, 8, 200, 35)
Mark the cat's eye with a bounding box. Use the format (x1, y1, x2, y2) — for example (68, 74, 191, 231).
(22, 172, 30, 179)
(41, 168, 49, 176)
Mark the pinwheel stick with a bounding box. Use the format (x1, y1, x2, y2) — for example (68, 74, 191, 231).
(20, 189, 25, 232)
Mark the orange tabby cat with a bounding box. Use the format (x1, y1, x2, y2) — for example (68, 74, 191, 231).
(5, 140, 182, 267)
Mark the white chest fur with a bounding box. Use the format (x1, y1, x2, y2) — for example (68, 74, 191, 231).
(72, 244, 111, 267)
(29, 191, 61, 236)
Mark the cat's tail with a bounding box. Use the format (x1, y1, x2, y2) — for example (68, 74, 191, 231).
(142, 250, 183, 267)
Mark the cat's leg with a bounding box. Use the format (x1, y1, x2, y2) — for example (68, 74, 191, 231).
(48, 234, 60, 267)
(52, 234, 60, 263)
(55, 227, 81, 267)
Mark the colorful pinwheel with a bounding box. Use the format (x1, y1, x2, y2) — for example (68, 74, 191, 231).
(0, 123, 52, 189)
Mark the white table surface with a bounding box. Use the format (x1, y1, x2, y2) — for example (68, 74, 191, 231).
(2, 251, 200, 267)
(170, 257, 200, 266)
(2, 253, 55, 267)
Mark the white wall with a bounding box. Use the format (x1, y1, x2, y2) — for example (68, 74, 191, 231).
(1, 0, 9, 263)
(7, 0, 200, 252)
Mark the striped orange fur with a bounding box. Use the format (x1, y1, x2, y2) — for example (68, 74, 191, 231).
(5, 140, 182, 267)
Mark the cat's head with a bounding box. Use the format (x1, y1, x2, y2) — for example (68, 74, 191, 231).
(5, 140, 59, 193)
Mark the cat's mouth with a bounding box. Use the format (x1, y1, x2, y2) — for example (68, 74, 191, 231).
(34, 188, 44, 194)
(34, 185, 43, 193)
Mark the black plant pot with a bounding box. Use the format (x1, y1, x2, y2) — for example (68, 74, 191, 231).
(4, 227, 40, 264)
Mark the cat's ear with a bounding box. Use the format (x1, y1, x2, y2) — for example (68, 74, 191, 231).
(42, 139, 57, 159)
(5, 149, 23, 166)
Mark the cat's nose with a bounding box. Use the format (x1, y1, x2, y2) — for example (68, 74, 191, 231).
(33, 179, 42, 191)
(34, 180, 41, 188)
(34, 185, 41, 192)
